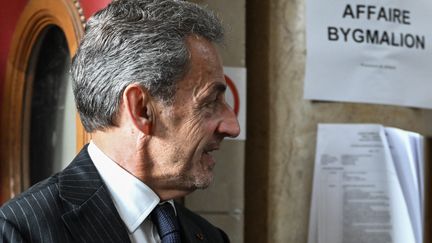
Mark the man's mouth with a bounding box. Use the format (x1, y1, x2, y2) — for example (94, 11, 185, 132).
(202, 145, 219, 167)
(203, 144, 220, 156)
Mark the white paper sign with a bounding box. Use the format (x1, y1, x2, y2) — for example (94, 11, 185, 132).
(224, 66, 247, 140)
(308, 124, 423, 243)
(304, 0, 432, 109)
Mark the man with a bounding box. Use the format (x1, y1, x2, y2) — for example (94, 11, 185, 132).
(0, 0, 239, 242)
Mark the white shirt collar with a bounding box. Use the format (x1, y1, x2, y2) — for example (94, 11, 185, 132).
(88, 141, 160, 233)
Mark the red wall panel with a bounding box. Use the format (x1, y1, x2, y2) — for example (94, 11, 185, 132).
(81, 0, 111, 19)
(0, 0, 28, 109)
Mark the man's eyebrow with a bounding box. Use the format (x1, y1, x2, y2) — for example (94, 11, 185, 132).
(211, 82, 227, 94)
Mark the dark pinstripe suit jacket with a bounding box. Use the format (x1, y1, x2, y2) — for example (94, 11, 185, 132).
(0, 146, 229, 243)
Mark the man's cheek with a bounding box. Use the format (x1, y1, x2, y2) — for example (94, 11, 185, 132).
(183, 116, 206, 137)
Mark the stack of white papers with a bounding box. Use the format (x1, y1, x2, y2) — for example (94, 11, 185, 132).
(308, 124, 424, 243)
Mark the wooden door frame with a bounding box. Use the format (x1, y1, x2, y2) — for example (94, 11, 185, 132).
(0, 0, 89, 202)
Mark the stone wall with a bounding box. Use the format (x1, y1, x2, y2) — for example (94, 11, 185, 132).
(247, 0, 432, 242)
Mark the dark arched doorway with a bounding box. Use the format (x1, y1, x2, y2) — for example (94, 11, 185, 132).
(24, 26, 76, 185)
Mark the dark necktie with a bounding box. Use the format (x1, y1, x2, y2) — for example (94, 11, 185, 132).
(151, 203, 182, 243)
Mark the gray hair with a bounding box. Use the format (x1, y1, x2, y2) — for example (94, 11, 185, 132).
(71, 0, 224, 132)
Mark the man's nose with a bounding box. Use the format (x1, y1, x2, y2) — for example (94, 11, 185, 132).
(218, 104, 240, 138)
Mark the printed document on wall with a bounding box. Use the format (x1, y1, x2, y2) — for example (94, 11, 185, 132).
(308, 124, 424, 243)
(304, 0, 432, 109)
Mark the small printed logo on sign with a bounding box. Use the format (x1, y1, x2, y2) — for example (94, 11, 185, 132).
(224, 74, 240, 116)
(223, 66, 246, 140)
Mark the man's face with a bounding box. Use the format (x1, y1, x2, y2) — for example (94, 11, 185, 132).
(148, 36, 240, 194)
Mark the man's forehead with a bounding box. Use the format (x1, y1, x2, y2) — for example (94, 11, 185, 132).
(185, 35, 221, 61)
(177, 36, 224, 91)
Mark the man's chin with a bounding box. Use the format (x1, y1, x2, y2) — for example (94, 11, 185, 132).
(194, 182, 211, 190)
(189, 174, 214, 190)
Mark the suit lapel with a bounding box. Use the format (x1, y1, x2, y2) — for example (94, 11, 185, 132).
(178, 214, 203, 243)
(175, 202, 229, 243)
(59, 146, 131, 243)
(176, 202, 207, 243)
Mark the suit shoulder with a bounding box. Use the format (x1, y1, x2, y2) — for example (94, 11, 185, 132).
(2, 174, 59, 203)
(0, 175, 61, 222)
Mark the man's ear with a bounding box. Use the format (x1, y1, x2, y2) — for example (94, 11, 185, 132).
(122, 84, 153, 135)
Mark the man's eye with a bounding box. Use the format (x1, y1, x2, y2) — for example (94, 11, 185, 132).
(205, 100, 216, 108)
(200, 98, 217, 111)
(205, 95, 218, 104)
